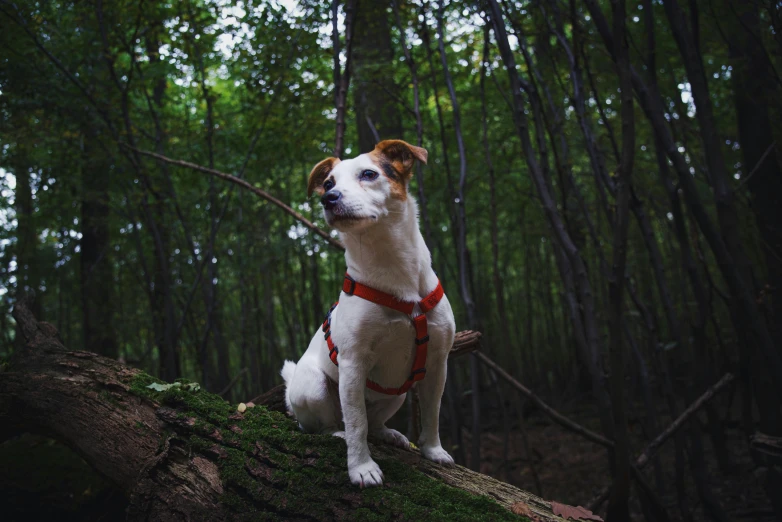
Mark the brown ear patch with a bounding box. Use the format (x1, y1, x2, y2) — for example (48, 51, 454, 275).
(307, 157, 340, 197)
(369, 140, 428, 201)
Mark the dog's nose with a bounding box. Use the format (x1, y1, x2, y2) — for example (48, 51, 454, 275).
(321, 190, 342, 209)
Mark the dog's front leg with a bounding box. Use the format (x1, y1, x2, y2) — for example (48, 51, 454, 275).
(338, 353, 384, 487)
(416, 352, 455, 466)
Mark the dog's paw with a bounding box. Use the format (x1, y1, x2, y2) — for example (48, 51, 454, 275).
(372, 427, 410, 449)
(348, 459, 384, 488)
(421, 445, 455, 466)
(331, 430, 346, 440)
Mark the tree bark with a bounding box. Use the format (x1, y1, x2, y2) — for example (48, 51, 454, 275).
(351, 0, 401, 153)
(80, 131, 117, 359)
(10, 138, 42, 334)
(1, 303, 569, 522)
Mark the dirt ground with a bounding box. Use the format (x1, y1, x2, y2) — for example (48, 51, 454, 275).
(458, 398, 777, 522)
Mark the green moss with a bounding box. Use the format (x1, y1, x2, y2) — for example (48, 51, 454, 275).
(125, 371, 527, 521)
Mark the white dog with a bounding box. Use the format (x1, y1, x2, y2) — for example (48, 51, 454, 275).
(280, 139, 456, 487)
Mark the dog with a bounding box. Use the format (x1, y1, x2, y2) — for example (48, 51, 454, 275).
(280, 139, 456, 487)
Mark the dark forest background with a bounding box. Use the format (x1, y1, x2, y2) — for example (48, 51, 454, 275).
(1, 0, 781, 520)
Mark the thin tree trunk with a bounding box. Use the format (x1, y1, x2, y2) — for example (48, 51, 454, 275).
(419, 11, 459, 244)
(584, 0, 782, 395)
(334, 0, 357, 159)
(719, 0, 782, 441)
(486, 1, 614, 445)
(435, 0, 479, 471)
(392, 0, 433, 249)
(11, 139, 42, 330)
(80, 131, 117, 358)
(605, 1, 634, 518)
(480, 27, 511, 354)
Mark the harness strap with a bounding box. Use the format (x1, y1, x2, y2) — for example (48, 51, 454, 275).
(324, 274, 444, 395)
(342, 275, 415, 315)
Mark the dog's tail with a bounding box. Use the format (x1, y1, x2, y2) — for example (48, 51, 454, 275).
(280, 360, 297, 413)
(280, 360, 297, 385)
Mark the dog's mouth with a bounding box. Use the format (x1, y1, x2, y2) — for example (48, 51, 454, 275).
(329, 213, 361, 221)
(325, 205, 376, 224)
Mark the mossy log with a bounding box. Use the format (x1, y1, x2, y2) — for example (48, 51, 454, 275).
(1, 302, 568, 521)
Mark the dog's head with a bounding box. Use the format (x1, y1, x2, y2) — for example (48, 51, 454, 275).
(307, 140, 428, 232)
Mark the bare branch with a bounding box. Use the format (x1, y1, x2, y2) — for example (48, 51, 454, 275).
(121, 144, 345, 252)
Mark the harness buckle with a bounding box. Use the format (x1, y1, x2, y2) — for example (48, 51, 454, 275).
(415, 335, 430, 346)
(344, 274, 356, 296)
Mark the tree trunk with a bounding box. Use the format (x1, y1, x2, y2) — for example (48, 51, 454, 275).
(80, 132, 117, 359)
(350, 0, 402, 153)
(0, 302, 570, 522)
(605, 1, 634, 519)
(392, 0, 433, 250)
(333, 0, 357, 159)
(10, 140, 42, 329)
(486, 0, 615, 443)
(721, 1, 782, 436)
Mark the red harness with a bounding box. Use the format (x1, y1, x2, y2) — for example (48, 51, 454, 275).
(322, 273, 445, 395)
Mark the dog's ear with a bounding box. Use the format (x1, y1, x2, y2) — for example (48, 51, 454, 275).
(372, 140, 428, 180)
(308, 157, 340, 197)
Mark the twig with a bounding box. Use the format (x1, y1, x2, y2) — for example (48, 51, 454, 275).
(365, 115, 381, 144)
(120, 144, 344, 252)
(737, 140, 777, 190)
(474, 351, 613, 448)
(587, 372, 735, 510)
(219, 368, 249, 397)
(478, 351, 735, 514)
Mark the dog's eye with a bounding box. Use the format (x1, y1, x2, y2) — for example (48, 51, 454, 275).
(359, 170, 379, 181)
(323, 179, 335, 191)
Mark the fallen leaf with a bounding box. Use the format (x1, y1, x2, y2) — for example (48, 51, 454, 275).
(550, 502, 603, 521)
(146, 381, 201, 393)
(510, 501, 541, 521)
(146, 382, 173, 392)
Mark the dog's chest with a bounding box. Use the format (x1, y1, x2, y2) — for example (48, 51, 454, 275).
(333, 303, 452, 389)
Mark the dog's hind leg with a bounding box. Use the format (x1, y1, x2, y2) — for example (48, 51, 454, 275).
(285, 356, 342, 435)
(367, 394, 410, 449)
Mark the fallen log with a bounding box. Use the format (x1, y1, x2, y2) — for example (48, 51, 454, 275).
(1, 303, 569, 521)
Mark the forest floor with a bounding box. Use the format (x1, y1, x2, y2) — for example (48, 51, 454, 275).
(462, 397, 776, 522)
(0, 399, 775, 521)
